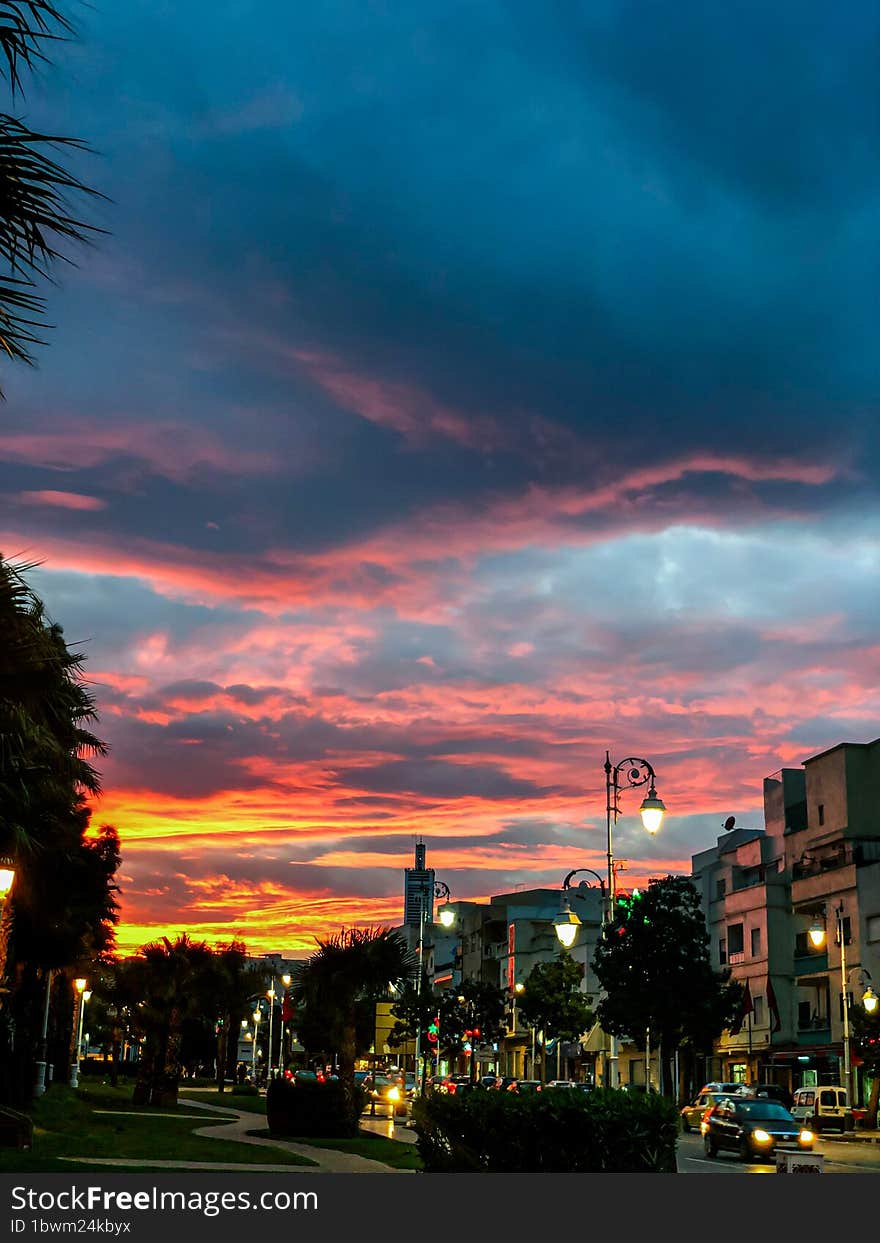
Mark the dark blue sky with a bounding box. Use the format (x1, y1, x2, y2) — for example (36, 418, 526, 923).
(2, 1, 878, 953)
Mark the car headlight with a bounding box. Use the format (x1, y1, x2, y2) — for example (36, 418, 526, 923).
(700, 1120, 709, 1134)
(799, 1130, 814, 1145)
(752, 1129, 772, 1144)
(387, 1086, 400, 1101)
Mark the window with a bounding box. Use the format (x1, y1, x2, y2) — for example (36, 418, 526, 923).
(750, 927, 761, 956)
(728, 923, 744, 955)
(719, 938, 727, 965)
(753, 996, 764, 1025)
(716, 878, 727, 900)
(868, 915, 880, 943)
(798, 1001, 811, 1029)
(795, 932, 824, 957)
(818, 803, 824, 826)
(839, 916, 852, 945)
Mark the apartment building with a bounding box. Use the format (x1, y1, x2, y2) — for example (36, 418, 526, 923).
(693, 738, 880, 1102)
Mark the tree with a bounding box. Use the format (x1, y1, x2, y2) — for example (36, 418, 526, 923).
(292, 927, 416, 1117)
(0, 4, 104, 392)
(592, 876, 741, 1098)
(443, 979, 507, 1084)
(0, 555, 116, 1106)
(204, 940, 264, 1092)
(517, 955, 594, 1083)
(127, 933, 214, 1107)
(388, 970, 437, 1087)
(851, 1002, 880, 1128)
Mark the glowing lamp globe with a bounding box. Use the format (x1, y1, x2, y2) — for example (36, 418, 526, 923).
(439, 906, 455, 929)
(638, 788, 666, 834)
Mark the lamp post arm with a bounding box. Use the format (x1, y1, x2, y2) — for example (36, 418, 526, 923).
(562, 868, 606, 897)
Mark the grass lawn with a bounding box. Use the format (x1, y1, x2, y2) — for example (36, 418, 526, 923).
(2, 1083, 317, 1172)
(245, 1127, 423, 1171)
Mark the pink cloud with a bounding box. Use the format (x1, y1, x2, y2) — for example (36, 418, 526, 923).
(16, 490, 108, 511)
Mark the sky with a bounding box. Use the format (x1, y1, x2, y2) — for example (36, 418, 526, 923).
(3, 1, 880, 957)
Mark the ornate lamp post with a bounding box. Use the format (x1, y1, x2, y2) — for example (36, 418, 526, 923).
(601, 752, 666, 1087)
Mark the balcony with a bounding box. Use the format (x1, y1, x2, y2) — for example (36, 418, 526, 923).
(797, 1016, 831, 1046)
(793, 951, 827, 976)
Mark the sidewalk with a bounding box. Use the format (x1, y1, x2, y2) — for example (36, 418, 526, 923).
(177, 1098, 414, 1172)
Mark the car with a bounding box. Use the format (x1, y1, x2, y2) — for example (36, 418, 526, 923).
(741, 1082, 793, 1111)
(365, 1073, 409, 1116)
(791, 1085, 853, 1133)
(680, 1088, 732, 1133)
(508, 1079, 542, 1093)
(702, 1096, 814, 1162)
(545, 1080, 578, 1089)
(699, 1081, 747, 1096)
(437, 1074, 478, 1094)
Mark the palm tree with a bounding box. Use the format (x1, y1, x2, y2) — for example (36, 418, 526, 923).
(0, 4, 104, 393)
(128, 933, 214, 1107)
(206, 940, 264, 1092)
(292, 927, 416, 1117)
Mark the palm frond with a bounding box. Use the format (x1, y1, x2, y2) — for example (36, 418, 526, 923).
(0, 4, 73, 94)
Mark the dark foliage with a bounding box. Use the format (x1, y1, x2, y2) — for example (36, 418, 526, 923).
(265, 1076, 366, 1139)
(412, 1086, 679, 1172)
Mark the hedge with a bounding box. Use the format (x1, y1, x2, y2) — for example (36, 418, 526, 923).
(412, 1086, 679, 1172)
(266, 1077, 367, 1139)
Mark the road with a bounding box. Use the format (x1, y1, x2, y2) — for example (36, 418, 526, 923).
(677, 1131, 880, 1174)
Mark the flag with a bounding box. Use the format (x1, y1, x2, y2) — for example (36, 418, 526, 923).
(767, 977, 782, 1033)
(281, 991, 295, 1022)
(730, 980, 754, 1035)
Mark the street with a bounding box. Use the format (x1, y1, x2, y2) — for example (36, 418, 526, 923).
(676, 1131, 880, 1174)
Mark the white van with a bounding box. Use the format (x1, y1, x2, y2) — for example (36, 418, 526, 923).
(791, 1085, 853, 1133)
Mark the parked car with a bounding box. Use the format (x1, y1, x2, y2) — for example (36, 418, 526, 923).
(680, 1088, 731, 1133)
(703, 1097, 813, 1162)
(508, 1079, 542, 1093)
(437, 1075, 478, 1094)
(545, 1080, 578, 1089)
(699, 1081, 747, 1096)
(791, 1085, 853, 1133)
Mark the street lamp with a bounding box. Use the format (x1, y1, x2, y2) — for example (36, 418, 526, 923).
(806, 904, 877, 1108)
(553, 868, 606, 949)
(252, 1008, 261, 1081)
(70, 978, 88, 1087)
(279, 971, 291, 1069)
(602, 751, 666, 1087)
(0, 855, 16, 993)
(266, 987, 275, 1079)
(413, 879, 451, 1095)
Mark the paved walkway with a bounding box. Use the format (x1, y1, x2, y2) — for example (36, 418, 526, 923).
(176, 1098, 412, 1173)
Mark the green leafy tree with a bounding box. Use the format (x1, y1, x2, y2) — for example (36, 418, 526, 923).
(851, 1002, 880, 1128)
(388, 969, 437, 1085)
(292, 927, 416, 1116)
(0, 4, 105, 392)
(517, 955, 594, 1083)
(592, 876, 741, 1098)
(444, 979, 507, 1083)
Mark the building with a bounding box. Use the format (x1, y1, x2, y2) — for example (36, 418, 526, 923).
(693, 738, 880, 1104)
(403, 839, 435, 928)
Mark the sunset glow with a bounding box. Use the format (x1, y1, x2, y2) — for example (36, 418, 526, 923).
(4, 3, 879, 959)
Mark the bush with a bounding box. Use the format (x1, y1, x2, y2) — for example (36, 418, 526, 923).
(412, 1087, 679, 1172)
(266, 1077, 366, 1139)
